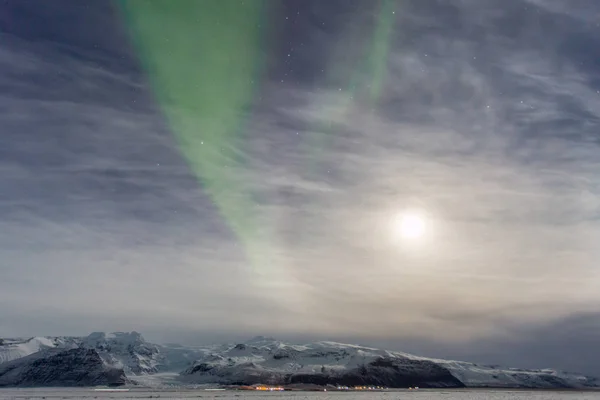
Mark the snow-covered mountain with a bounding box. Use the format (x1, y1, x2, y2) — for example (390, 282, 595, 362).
(80, 332, 162, 375)
(0, 331, 210, 377)
(0, 336, 78, 364)
(1, 333, 599, 389)
(0, 348, 127, 387)
(180, 337, 600, 389)
(409, 354, 600, 389)
(180, 339, 462, 388)
(0, 332, 162, 376)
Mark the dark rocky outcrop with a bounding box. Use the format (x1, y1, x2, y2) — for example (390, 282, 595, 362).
(183, 356, 464, 388)
(288, 357, 463, 388)
(0, 348, 128, 387)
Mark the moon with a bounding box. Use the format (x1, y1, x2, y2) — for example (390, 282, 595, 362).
(396, 212, 426, 239)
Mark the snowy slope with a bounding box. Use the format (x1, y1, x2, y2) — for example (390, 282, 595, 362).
(2, 333, 598, 389)
(0, 337, 77, 364)
(80, 331, 162, 375)
(156, 342, 212, 372)
(180, 338, 462, 387)
(180, 337, 600, 389)
(419, 357, 600, 389)
(85, 332, 211, 374)
(1, 332, 210, 377)
(0, 348, 127, 387)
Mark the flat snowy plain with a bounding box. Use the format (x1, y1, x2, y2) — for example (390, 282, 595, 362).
(0, 389, 600, 400)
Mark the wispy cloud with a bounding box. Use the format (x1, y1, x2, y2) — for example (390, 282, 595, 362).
(2, 0, 600, 374)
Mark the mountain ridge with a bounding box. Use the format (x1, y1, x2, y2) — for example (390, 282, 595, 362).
(0, 348, 128, 387)
(1, 332, 598, 389)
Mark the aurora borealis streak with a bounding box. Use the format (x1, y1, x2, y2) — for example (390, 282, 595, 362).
(117, 0, 398, 275)
(117, 0, 273, 277)
(304, 0, 397, 177)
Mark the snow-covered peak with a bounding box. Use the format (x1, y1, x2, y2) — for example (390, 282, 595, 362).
(83, 331, 145, 346)
(313, 341, 380, 351)
(82, 332, 108, 347)
(78, 332, 160, 375)
(181, 339, 600, 389)
(112, 331, 145, 342)
(0, 337, 76, 364)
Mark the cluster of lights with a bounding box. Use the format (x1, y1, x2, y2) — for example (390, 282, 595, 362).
(352, 386, 386, 390)
(254, 386, 284, 391)
(246, 384, 418, 392)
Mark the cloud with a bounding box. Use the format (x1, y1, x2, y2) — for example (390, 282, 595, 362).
(230, 0, 600, 338)
(2, 0, 600, 373)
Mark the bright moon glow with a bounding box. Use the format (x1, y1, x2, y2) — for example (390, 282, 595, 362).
(396, 213, 426, 239)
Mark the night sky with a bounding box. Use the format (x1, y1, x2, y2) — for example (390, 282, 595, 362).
(2, 0, 600, 376)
